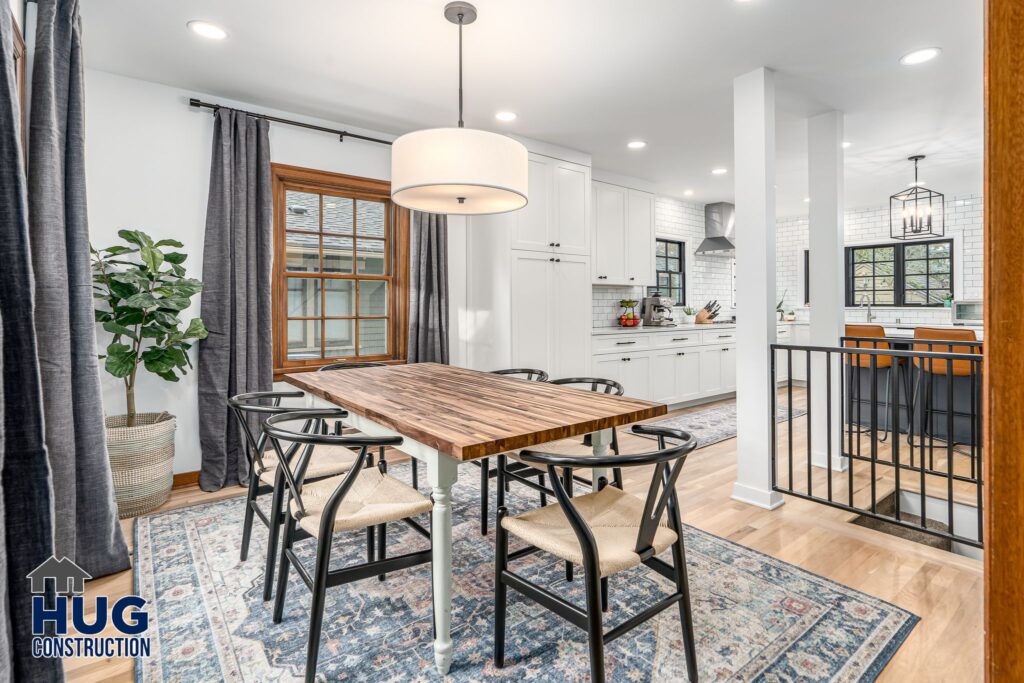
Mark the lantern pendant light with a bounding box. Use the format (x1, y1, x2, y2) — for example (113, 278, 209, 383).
(889, 155, 945, 240)
(390, 2, 529, 215)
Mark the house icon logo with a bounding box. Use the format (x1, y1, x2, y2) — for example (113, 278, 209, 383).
(27, 556, 92, 595)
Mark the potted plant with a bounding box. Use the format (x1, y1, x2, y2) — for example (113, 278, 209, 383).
(943, 292, 954, 308)
(679, 305, 697, 324)
(776, 289, 787, 321)
(92, 230, 207, 518)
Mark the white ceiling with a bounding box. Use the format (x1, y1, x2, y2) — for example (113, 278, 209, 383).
(81, 0, 983, 217)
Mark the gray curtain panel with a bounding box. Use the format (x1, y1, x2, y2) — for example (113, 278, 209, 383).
(407, 211, 449, 363)
(197, 108, 273, 491)
(0, 7, 63, 682)
(28, 0, 129, 579)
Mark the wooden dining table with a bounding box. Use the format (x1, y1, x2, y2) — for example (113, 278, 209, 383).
(284, 362, 667, 675)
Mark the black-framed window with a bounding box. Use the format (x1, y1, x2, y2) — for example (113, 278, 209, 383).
(844, 238, 952, 306)
(650, 239, 685, 305)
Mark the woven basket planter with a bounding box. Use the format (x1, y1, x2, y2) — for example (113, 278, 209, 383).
(106, 412, 175, 519)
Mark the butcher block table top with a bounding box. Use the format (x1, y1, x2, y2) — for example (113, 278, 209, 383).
(284, 363, 667, 461)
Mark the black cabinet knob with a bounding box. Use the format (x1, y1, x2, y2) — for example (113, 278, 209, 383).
(549, 242, 555, 247)
(555, 243, 561, 247)
(549, 258, 555, 262)
(555, 258, 561, 262)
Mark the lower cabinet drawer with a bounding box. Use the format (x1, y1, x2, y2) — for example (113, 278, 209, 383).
(701, 329, 737, 345)
(592, 334, 651, 354)
(650, 331, 702, 348)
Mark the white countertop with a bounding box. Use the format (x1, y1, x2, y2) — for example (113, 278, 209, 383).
(592, 323, 735, 336)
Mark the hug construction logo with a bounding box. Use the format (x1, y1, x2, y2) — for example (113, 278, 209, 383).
(28, 555, 151, 659)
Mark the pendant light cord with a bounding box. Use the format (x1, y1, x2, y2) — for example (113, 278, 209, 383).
(457, 13, 464, 128)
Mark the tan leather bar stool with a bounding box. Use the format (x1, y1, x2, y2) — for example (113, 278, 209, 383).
(844, 324, 909, 443)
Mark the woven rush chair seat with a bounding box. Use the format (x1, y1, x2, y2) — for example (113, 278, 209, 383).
(257, 443, 359, 486)
(290, 467, 432, 537)
(501, 485, 677, 577)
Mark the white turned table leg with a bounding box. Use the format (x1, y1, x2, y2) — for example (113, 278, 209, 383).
(428, 453, 460, 675)
(590, 428, 613, 491)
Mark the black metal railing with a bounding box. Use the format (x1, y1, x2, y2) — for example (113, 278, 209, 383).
(770, 336, 983, 549)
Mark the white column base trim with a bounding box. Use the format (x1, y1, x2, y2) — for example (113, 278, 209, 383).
(731, 482, 785, 510)
(812, 448, 850, 472)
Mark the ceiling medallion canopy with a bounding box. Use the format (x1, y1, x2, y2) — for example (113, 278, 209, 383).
(889, 155, 945, 240)
(391, 2, 529, 216)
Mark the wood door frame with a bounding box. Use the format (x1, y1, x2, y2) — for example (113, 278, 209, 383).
(984, 0, 1024, 679)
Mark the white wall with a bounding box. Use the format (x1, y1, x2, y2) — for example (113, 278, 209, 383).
(9, 0, 22, 31)
(591, 196, 735, 328)
(776, 193, 983, 325)
(85, 69, 394, 473)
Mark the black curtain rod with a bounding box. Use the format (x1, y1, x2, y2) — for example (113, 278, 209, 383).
(188, 98, 392, 146)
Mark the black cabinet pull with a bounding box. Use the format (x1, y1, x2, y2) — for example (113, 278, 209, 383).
(615, 341, 636, 345)
(722, 347, 730, 351)
(621, 357, 631, 362)
(549, 258, 555, 262)
(676, 352, 686, 356)
(629, 277, 635, 281)
(549, 242, 555, 247)
(555, 242, 561, 247)
(718, 334, 732, 338)
(672, 337, 689, 342)
(555, 258, 561, 262)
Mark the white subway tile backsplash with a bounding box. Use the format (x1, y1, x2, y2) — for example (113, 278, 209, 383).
(593, 193, 983, 329)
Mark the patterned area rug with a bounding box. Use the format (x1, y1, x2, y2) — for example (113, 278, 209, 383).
(636, 402, 808, 448)
(135, 462, 915, 682)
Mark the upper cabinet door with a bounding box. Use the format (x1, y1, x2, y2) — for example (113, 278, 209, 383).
(592, 182, 628, 284)
(552, 160, 591, 255)
(626, 189, 655, 285)
(511, 155, 554, 252)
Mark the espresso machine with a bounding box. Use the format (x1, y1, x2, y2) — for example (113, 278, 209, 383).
(641, 294, 675, 326)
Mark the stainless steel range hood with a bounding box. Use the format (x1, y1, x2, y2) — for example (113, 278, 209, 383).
(695, 202, 736, 255)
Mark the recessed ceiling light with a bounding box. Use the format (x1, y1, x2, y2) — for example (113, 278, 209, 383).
(842, 141, 852, 149)
(495, 111, 517, 122)
(900, 47, 941, 66)
(187, 20, 228, 40)
(803, 197, 811, 203)
(683, 190, 694, 197)
(711, 168, 728, 175)
(627, 140, 647, 150)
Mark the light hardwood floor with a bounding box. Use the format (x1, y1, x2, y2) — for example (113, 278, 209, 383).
(65, 392, 984, 682)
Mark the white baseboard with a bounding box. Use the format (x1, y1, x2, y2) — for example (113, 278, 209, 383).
(731, 482, 785, 510)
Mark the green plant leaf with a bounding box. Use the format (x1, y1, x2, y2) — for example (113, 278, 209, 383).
(108, 280, 137, 300)
(117, 229, 153, 248)
(113, 306, 145, 325)
(183, 318, 208, 340)
(154, 238, 184, 248)
(156, 297, 190, 311)
(104, 343, 136, 378)
(102, 321, 137, 340)
(140, 245, 164, 272)
(124, 292, 158, 308)
(163, 252, 187, 264)
(94, 310, 112, 323)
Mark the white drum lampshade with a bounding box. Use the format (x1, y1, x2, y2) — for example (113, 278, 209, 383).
(391, 127, 529, 215)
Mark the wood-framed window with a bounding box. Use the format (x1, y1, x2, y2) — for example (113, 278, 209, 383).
(649, 238, 685, 305)
(844, 238, 953, 307)
(271, 164, 409, 378)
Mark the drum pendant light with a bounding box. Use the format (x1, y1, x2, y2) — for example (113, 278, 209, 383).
(391, 2, 529, 215)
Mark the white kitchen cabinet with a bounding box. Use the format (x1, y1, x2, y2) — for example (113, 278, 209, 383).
(511, 154, 591, 256)
(592, 329, 736, 404)
(591, 181, 655, 285)
(511, 251, 592, 379)
(721, 346, 737, 391)
(651, 347, 701, 404)
(510, 251, 553, 372)
(550, 254, 593, 377)
(594, 354, 650, 400)
(593, 182, 627, 283)
(699, 348, 725, 395)
(625, 189, 655, 285)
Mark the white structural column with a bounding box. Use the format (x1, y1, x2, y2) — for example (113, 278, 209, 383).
(731, 68, 784, 510)
(807, 111, 847, 471)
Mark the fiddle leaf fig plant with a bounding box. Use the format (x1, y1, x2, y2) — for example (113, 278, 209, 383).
(92, 229, 208, 427)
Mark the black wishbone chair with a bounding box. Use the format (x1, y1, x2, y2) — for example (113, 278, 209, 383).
(263, 410, 433, 683)
(228, 391, 359, 601)
(474, 368, 550, 535)
(317, 361, 419, 490)
(494, 425, 699, 683)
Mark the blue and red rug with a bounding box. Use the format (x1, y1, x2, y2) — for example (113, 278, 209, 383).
(135, 462, 916, 682)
